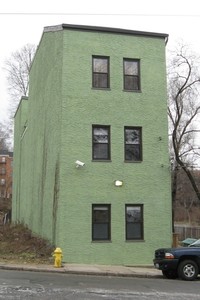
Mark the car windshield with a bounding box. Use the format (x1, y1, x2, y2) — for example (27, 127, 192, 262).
(189, 239, 200, 247)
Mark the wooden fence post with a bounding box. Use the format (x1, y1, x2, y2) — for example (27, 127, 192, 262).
(172, 233, 179, 247)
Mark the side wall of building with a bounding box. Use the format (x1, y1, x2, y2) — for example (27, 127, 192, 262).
(0, 153, 13, 200)
(13, 31, 63, 244)
(12, 97, 29, 222)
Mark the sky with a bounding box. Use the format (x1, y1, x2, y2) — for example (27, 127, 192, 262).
(0, 0, 200, 122)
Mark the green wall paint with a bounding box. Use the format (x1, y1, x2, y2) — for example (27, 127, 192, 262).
(13, 25, 171, 266)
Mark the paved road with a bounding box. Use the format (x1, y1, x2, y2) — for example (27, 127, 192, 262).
(0, 270, 200, 299)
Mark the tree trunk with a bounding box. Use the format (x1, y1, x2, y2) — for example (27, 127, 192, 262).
(171, 164, 179, 233)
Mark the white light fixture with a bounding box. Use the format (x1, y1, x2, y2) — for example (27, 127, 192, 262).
(114, 180, 123, 187)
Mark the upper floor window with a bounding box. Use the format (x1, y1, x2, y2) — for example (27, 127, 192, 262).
(92, 125, 111, 160)
(0, 157, 6, 163)
(125, 205, 144, 240)
(123, 59, 140, 91)
(124, 127, 142, 162)
(0, 179, 5, 186)
(92, 56, 110, 89)
(92, 204, 111, 241)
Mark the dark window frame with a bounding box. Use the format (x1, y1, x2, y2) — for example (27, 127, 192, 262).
(92, 204, 111, 241)
(124, 126, 142, 162)
(92, 125, 111, 161)
(92, 56, 110, 89)
(125, 204, 144, 240)
(123, 58, 140, 91)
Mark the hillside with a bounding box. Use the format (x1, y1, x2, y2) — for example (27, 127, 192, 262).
(0, 223, 55, 264)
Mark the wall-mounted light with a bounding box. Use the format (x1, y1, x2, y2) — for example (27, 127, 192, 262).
(114, 180, 123, 187)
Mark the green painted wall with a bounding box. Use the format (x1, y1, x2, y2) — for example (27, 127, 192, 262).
(13, 30, 63, 244)
(13, 97, 29, 222)
(13, 25, 172, 266)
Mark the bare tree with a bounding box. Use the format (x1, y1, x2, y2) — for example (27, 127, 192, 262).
(174, 169, 200, 224)
(168, 43, 200, 229)
(4, 44, 36, 116)
(3, 44, 36, 149)
(0, 122, 11, 151)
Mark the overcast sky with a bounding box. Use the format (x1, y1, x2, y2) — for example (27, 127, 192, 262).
(0, 0, 200, 122)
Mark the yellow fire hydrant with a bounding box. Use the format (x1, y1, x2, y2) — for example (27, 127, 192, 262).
(53, 247, 63, 268)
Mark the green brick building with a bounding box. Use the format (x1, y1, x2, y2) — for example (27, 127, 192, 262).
(13, 24, 172, 265)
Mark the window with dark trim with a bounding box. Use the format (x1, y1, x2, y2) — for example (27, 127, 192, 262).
(92, 125, 111, 160)
(92, 56, 110, 88)
(0, 168, 6, 175)
(124, 127, 142, 161)
(92, 204, 111, 241)
(123, 59, 140, 91)
(125, 205, 144, 240)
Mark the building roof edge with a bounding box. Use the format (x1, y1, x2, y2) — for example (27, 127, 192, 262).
(61, 23, 168, 39)
(43, 23, 168, 40)
(14, 96, 28, 119)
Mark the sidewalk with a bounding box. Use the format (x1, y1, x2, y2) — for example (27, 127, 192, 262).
(0, 262, 162, 278)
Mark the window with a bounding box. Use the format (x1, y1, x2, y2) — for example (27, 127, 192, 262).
(92, 56, 110, 88)
(125, 205, 144, 240)
(0, 179, 5, 186)
(123, 59, 140, 91)
(0, 168, 6, 175)
(92, 204, 111, 241)
(124, 127, 142, 161)
(0, 190, 5, 198)
(0, 157, 6, 163)
(92, 125, 111, 160)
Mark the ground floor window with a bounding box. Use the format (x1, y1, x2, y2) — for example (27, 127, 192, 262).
(125, 204, 144, 240)
(92, 204, 111, 241)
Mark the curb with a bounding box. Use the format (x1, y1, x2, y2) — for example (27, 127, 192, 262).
(0, 264, 162, 279)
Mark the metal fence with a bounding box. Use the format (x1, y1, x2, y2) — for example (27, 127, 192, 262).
(174, 225, 200, 241)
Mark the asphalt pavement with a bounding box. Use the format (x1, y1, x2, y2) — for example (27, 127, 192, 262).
(0, 262, 162, 278)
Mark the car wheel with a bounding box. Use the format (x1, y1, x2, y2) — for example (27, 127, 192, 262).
(162, 270, 178, 279)
(178, 260, 199, 281)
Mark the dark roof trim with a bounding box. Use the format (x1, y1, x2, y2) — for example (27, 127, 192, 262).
(61, 23, 168, 40)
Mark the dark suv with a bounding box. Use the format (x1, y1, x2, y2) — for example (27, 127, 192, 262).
(153, 247, 200, 280)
